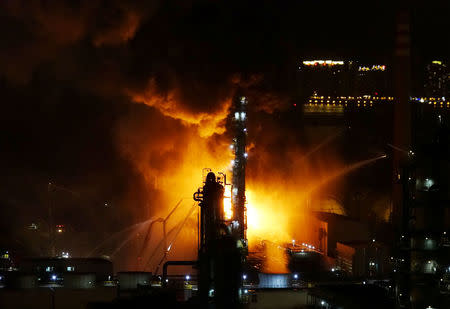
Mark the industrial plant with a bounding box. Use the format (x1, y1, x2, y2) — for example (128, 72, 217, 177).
(0, 2, 449, 309)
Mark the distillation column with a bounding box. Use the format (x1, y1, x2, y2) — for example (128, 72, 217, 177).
(194, 172, 241, 307)
(231, 94, 248, 253)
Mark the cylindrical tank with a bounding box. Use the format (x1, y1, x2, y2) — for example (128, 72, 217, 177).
(5, 273, 38, 289)
(258, 273, 292, 289)
(63, 273, 96, 289)
(117, 272, 152, 290)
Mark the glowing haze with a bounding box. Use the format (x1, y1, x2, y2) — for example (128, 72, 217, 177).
(114, 84, 353, 274)
(0, 0, 387, 274)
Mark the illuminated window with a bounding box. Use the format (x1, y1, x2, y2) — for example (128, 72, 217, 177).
(46, 266, 54, 272)
(67, 266, 75, 272)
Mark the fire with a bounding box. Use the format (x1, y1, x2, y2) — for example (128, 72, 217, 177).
(118, 91, 351, 272)
(245, 189, 293, 245)
(221, 186, 291, 273)
(245, 189, 293, 273)
(223, 184, 233, 220)
(222, 184, 294, 245)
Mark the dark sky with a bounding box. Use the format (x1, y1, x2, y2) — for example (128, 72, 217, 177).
(0, 1, 448, 257)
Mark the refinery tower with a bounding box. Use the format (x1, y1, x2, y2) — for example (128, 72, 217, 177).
(231, 94, 249, 255)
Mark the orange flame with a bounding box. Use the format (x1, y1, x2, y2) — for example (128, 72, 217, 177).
(117, 92, 362, 272)
(223, 184, 233, 220)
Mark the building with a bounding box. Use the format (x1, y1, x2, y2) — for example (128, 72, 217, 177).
(354, 63, 390, 95)
(0, 250, 14, 272)
(18, 257, 113, 285)
(297, 59, 391, 99)
(424, 60, 449, 98)
(298, 59, 350, 97)
(336, 240, 390, 278)
(313, 212, 369, 258)
(392, 106, 450, 308)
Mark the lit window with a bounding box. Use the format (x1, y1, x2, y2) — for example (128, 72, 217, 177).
(67, 266, 75, 272)
(46, 266, 54, 272)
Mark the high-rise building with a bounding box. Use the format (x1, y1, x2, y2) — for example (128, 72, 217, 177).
(298, 60, 349, 97)
(297, 60, 391, 98)
(354, 63, 390, 95)
(424, 61, 448, 98)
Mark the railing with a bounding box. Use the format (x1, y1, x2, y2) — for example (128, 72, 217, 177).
(301, 95, 449, 109)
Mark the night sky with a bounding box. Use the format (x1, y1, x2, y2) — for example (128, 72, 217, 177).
(0, 1, 448, 259)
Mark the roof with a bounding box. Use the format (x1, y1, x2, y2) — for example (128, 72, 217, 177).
(21, 257, 112, 264)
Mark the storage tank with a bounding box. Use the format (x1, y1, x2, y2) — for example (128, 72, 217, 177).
(117, 272, 152, 290)
(63, 273, 96, 289)
(258, 273, 292, 289)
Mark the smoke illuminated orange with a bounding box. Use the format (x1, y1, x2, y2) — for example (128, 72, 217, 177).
(117, 89, 387, 274)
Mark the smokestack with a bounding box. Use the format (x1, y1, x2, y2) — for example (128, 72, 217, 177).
(392, 6, 413, 308)
(392, 8, 411, 231)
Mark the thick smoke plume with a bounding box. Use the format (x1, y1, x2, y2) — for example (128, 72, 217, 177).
(0, 1, 410, 271)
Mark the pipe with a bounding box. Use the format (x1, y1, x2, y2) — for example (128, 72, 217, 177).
(162, 260, 197, 286)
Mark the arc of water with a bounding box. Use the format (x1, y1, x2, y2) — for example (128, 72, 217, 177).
(162, 199, 184, 258)
(305, 154, 387, 196)
(137, 218, 164, 262)
(137, 198, 185, 269)
(87, 218, 155, 257)
(300, 128, 345, 161)
(110, 219, 156, 257)
(143, 222, 182, 271)
(154, 203, 197, 274)
(143, 203, 197, 272)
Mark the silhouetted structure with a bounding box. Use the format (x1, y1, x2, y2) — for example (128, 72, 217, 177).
(194, 171, 241, 308)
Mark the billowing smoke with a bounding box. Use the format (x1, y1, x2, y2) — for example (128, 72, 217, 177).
(0, 1, 399, 272)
